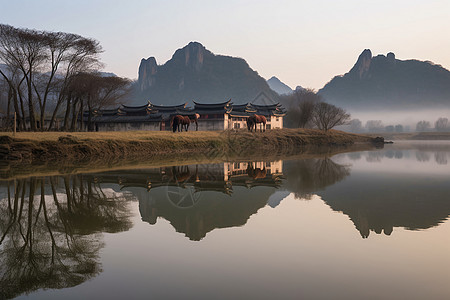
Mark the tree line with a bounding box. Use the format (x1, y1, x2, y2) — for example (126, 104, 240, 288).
(345, 117, 450, 133)
(282, 89, 450, 133)
(0, 24, 130, 131)
(282, 88, 350, 131)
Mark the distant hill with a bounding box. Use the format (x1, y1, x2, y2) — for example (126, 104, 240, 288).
(319, 49, 450, 110)
(134, 42, 279, 106)
(267, 76, 293, 95)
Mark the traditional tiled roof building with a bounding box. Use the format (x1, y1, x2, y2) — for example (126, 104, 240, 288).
(84, 92, 286, 131)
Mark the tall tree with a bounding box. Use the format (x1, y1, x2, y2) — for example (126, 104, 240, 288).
(47, 35, 103, 130)
(0, 24, 103, 131)
(283, 88, 321, 128)
(0, 24, 48, 130)
(311, 102, 350, 131)
(435, 117, 449, 132)
(64, 73, 130, 131)
(416, 120, 430, 132)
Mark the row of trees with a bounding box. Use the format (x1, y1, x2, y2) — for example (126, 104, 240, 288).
(416, 118, 449, 132)
(283, 89, 350, 131)
(0, 24, 130, 131)
(345, 117, 450, 133)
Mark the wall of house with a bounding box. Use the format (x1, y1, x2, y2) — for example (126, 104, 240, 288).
(197, 119, 226, 131)
(228, 115, 283, 130)
(223, 160, 283, 181)
(96, 122, 160, 131)
(267, 116, 283, 129)
(228, 116, 248, 130)
(91, 114, 282, 132)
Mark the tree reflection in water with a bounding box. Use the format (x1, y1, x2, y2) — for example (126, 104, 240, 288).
(283, 157, 351, 200)
(1, 151, 449, 297)
(0, 175, 133, 299)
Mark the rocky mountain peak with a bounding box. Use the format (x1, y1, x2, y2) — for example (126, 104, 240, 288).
(319, 49, 450, 109)
(138, 57, 158, 91)
(133, 41, 278, 106)
(267, 76, 293, 95)
(350, 49, 372, 79)
(172, 41, 206, 72)
(387, 52, 395, 60)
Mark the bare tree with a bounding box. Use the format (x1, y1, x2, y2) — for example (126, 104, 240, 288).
(311, 102, 350, 131)
(283, 88, 321, 128)
(394, 124, 403, 132)
(0, 24, 104, 131)
(435, 117, 449, 132)
(416, 120, 430, 132)
(365, 120, 384, 133)
(64, 73, 130, 131)
(47, 35, 103, 130)
(0, 24, 49, 130)
(349, 118, 363, 133)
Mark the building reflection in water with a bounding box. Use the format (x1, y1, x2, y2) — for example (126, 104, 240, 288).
(1, 154, 450, 297)
(93, 161, 284, 241)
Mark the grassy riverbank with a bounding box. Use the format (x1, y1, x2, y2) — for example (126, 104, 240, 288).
(0, 129, 379, 164)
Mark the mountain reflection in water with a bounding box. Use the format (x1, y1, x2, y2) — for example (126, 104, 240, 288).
(1, 144, 450, 298)
(92, 162, 283, 241)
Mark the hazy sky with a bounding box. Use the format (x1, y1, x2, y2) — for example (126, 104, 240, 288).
(2, 0, 449, 89)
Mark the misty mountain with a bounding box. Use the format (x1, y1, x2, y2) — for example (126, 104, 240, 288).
(100, 72, 117, 77)
(267, 76, 293, 95)
(134, 42, 279, 106)
(319, 49, 450, 110)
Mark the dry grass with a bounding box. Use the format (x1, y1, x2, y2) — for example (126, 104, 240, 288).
(3, 128, 373, 143)
(3, 130, 223, 142)
(0, 129, 378, 170)
(0, 143, 379, 180)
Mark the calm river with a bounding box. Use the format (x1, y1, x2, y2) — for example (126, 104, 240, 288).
(1, 141, 449, 299)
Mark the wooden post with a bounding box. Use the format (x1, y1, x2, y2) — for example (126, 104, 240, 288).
(14, 112, 16, 136)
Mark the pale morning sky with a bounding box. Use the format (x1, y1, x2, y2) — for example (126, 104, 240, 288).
(2, 0, 449, 90)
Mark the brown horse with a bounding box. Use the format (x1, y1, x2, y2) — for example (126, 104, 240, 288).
(172, 166, 191, 183)
(189, 113, 200, 131)
(247, 114, 267, 132)
(171, 115, 191, 132)
(246, 163, 267, 179)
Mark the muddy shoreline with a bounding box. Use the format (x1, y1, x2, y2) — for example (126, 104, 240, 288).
(0, 129, 382, 178)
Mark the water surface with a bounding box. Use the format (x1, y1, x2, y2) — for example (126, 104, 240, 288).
(1, 141, 449, 299)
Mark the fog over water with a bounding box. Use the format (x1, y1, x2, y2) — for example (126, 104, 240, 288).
(347, 108, 450, 129)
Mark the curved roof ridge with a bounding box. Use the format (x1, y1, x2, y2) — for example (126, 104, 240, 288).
(149, 101, 187, 109)
(193, 99, 231, 106)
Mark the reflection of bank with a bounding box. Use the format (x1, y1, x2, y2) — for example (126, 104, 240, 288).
(94, 161, 284, 241)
